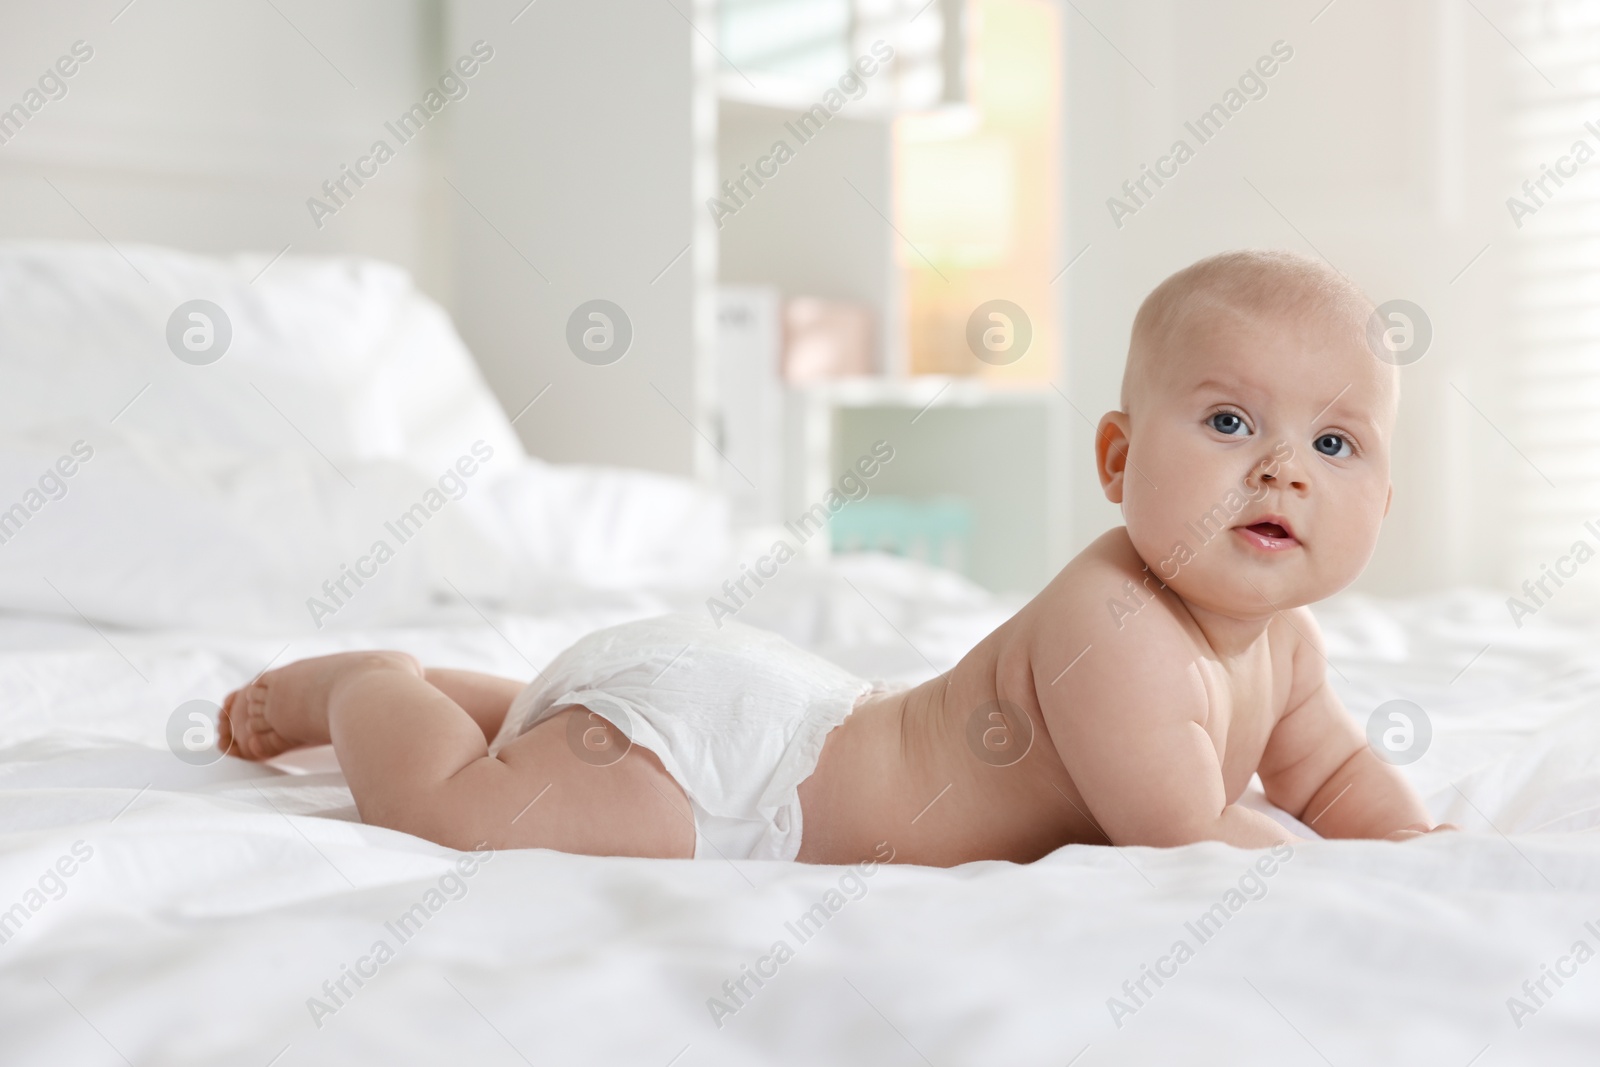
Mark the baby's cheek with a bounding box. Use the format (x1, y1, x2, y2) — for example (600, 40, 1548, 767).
(1325, 487, 1388, 570)
(1354, 480, 1392, 533)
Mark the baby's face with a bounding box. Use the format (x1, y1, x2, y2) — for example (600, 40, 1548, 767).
(1114, 304, 1396, 617)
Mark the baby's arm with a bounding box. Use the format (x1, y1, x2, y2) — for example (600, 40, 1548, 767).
(1036, 616, 1299, 849)
(1257, 609, 1435, 839)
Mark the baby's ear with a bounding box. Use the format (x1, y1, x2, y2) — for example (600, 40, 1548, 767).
(1096, 412, 1132, 503)
(1383, 482, 1393, 518)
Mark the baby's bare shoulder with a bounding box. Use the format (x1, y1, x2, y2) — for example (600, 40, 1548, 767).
(1018, 528, 1206, 696)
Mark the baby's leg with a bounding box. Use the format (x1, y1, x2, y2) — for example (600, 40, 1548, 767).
(219, 653, 696, 858)
(218, 651, 419, 760)
(422, 669, 524, 742)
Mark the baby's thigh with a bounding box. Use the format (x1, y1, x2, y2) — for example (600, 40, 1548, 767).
(486, 706, 696, 859)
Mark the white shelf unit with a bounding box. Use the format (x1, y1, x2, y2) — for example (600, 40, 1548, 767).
(700, 6, 1068, 597)
(792, 380, 1068, 595)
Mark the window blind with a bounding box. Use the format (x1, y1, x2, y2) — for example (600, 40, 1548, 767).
(1507, 0, 1600, 597)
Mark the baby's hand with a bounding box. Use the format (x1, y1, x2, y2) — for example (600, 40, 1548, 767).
(1383, 822, 1460, 841)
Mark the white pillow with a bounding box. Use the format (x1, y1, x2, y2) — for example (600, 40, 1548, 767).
(0, 429, 733, 632)
(0, 241, 525, 472)
(0, 425, 525, 633)
(0, 242, 735, 631)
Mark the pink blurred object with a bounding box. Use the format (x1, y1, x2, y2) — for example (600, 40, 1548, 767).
(782, 297, 875, 383)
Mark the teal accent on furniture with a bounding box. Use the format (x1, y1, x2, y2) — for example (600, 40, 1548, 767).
(831, 495, 974, 574)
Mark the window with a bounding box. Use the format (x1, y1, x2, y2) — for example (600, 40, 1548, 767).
(1508, 0, 1600, 594)
(894, 0, 1059, 382)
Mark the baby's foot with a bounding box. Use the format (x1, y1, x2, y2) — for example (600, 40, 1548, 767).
(218, 651, 421, 761)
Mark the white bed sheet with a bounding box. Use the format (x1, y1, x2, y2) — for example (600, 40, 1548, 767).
(2, 572, 1599, 1064)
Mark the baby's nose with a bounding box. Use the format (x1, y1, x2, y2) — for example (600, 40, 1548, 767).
(1252, 446, 1307, 491)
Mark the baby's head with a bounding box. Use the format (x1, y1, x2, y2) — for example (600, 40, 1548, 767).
(1096, 249, 1397, 618)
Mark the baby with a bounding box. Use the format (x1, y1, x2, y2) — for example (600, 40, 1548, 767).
(218, 249, 1449, 866)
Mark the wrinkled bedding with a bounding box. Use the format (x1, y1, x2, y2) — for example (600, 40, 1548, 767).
(2, 582, 1599, 1065)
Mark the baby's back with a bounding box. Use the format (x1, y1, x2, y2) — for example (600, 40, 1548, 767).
(800, 533, 1155, 865)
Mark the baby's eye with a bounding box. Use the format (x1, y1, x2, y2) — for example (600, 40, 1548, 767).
(1208, 412, 1250, 436)
(1314, 433, 1352, 458)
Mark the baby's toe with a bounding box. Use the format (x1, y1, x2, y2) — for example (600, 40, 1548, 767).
(216, 693, 233, 754)
(217, 685, 260, 760)
(236, 687, 266, 758)
(219, 689, 250, 756)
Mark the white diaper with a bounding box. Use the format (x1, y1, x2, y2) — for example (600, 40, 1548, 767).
(487, 612, 886, 861)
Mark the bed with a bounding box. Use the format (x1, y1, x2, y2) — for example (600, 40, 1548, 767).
(1, 243, 1597, 1065)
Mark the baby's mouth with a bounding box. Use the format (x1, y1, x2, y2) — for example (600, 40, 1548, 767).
(1234, 518, 1300, 551)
